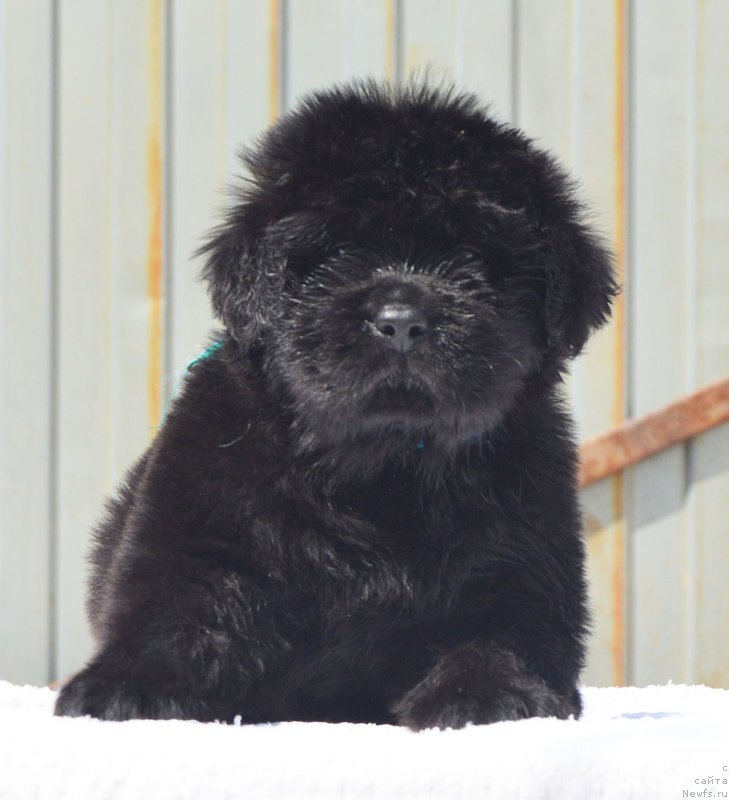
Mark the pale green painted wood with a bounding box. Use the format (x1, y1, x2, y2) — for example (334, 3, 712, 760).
(1, 0, 728, 690)
(55, 0, 168, 679)
(226, 0, 279, 158)
(401, 0, 457, 82)
(168, 0, 226, 375)
(339, 0, 395, 83)
(456, 0, 515, 122)
(170, 0, 279, 380)
(108, 0, 167, 471)
(692, 0, 729, 689)
(55, 0, 113, 678)
(516, 0, 572, 155)
(515, 0, 629, 687)
(286, 1, 395, 108)
(568, 1, 627, 689)
(0, 0, 54, 685)
(627, 0, 693, 686)
(286, 0, 344, 106)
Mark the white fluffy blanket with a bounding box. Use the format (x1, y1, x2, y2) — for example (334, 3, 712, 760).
(1, 681, 727, 799)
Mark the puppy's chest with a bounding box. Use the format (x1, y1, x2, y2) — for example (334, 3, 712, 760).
(290, 484, 482, 615)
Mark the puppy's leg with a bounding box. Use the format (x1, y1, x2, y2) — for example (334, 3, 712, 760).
(54, 646, 226, 722)
(54, 631, 268, 723)
(392, 641, 581, 731)
(54, 575, 284, 722)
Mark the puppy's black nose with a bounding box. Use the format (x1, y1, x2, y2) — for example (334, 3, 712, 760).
(373, 304, 429, 353)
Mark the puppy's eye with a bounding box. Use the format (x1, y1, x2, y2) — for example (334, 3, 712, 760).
(285, 244, 339, 281)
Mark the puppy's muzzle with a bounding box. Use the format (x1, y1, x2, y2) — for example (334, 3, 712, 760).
(372, 303, 429, 353)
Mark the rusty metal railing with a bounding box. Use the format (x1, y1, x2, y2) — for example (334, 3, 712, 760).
(579, 376, 729, 488)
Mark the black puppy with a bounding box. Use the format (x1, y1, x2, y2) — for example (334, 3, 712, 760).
(55, 82, 615, 728)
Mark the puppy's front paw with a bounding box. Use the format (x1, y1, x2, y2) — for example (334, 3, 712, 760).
(393, 676, 576, 730)
(54, 663, 197, 722)
(393, 643, 580, 730)
(55, 667, 121, 720)
(55, 665, 146, 721)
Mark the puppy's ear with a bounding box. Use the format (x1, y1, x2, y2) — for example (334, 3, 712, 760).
(199, 208, 333, 343)
(541, 213, 618, 362)
(198, 209, 274, 344)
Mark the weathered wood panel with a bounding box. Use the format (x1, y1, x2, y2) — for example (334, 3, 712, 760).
(401, 0, 457, 83)
(692, 0, 729, 688)
(55, 0, 114, 679)
(0, 0, 728, 689)
(570, 0, 628, 689)
(168, 0, 227, 374)
(456, 0, 515, 122)
(55, 0, 167, 677)
(0, 0, 54, 685)
(627, 0, 693, 685)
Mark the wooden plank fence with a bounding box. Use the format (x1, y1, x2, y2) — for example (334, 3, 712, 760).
(1, 0, 727, 690)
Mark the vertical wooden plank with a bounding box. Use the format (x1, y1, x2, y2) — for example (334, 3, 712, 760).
(56, 0, 167, 679)
(456, 0, 515, 122)
(692, 0, 729, 688)
(286, 0, 393, 109)
(229, 0, 393, 172)
(168, 0, 226, 374)
(517, 0, 578, 645)
(518, 0, 628, 686)
(56, 0, 112, 679)
(516, 0, 573, 158)
(401, 0, 457, 82)
(627, 0, 693, 686)
(226, 0, 280, 158)
(572, 0, 627, 688)
(171, 0, 282, 381)
(340, 0, 394, 82)
(0, 0, 54, 685)
(108, 0, 166, 473)
(285, 0, 343, 106)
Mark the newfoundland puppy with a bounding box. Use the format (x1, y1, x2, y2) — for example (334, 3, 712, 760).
(55, 82, 616, 728)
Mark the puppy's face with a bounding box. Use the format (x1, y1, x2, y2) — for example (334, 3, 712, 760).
(201, 84, 616, 459)
(263, 223, 542, 453)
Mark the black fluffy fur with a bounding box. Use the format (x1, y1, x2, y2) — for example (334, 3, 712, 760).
(55, 82, 616, 729)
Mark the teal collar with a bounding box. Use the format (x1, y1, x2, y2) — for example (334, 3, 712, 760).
(160, 340, 224, 423)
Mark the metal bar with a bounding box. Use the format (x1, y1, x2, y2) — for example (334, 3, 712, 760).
(579, 376, 729, 487)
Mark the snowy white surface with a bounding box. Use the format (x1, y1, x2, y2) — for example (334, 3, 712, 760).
(1, 681, 728, 799)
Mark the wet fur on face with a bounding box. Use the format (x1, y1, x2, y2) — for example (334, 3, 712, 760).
(55, 82, 616, 728)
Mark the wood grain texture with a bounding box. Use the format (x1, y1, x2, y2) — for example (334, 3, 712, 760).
(692, 0, 729, 688)
(1, 0, 728, 691)
(627, 0, 693, 686)
(0, 0, 54, 685)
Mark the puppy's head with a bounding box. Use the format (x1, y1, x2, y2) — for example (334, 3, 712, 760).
(201, 82, 616, 460)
